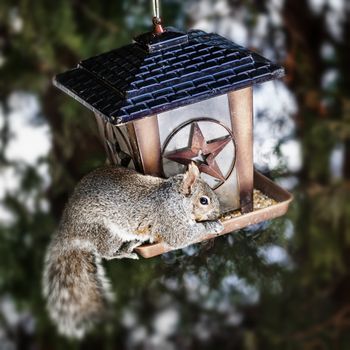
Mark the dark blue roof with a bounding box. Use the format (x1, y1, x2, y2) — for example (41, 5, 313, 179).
(53, 28, 284, 125)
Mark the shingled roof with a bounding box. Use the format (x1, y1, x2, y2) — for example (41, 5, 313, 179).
(54, 28, 284, 125)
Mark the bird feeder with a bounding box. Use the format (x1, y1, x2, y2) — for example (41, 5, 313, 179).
(53, 23, 292, 258)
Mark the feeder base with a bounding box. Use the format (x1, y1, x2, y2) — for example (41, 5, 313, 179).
(135, 171, 293, 258)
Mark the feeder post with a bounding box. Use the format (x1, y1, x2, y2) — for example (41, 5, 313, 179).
(128, 115, 163, 176)
(228, 87, 254, 213)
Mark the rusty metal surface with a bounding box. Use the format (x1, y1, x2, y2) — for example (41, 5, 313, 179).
(228, 88, 254, 213)
(135, 170, 293, 258)
(125, 123, 143, 172)
(163, 119, 236, 187)
(95, 114, 136, 168)
(94, 114, 111, 161)
(94, 114, 134, 167)
(132, 115, 163, 176)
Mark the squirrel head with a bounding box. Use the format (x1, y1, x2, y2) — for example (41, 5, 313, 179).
(180, 162, 221, 221)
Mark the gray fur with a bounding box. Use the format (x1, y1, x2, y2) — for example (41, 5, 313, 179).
(42, 164, 223, 338)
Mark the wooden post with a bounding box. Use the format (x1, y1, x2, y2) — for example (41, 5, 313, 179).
(228, 88, 254, 213)
(128, 115, 163, 176)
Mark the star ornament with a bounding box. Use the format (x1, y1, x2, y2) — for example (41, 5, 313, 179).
(165, 122, 232, 181)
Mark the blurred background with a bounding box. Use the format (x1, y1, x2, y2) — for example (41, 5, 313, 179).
(0, 0, 350, 349)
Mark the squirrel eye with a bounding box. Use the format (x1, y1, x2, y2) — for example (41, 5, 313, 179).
(200, 196, 209, 205)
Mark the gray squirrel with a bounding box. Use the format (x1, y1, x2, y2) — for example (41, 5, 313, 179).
(42, 163, 223, 338)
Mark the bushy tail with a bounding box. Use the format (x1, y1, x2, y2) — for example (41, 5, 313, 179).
(42, 240, 113, 339)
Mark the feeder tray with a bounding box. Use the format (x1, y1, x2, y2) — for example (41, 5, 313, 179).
(135, 171, 293, 258)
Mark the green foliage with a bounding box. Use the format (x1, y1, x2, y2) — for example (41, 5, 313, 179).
(0, 0, 350, 349)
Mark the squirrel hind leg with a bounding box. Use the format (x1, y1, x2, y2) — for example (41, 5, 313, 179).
(95, 225, 142, 260)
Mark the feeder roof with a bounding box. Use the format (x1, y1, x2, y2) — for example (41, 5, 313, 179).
(54, 28, 284, 125)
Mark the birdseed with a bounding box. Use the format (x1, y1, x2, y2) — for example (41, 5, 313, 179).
(221, 189, 277, 221)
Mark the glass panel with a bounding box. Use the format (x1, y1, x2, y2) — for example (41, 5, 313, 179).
(158, 95, 240, 212)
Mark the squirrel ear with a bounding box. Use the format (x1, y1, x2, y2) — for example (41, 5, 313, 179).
(181, 162, 200, 195)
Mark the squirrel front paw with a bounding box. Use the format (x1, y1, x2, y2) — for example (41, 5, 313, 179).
(203, 220, 224, 234)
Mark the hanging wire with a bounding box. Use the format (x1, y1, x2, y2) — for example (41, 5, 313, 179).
(151, 0, 164, 34)
(152, 0, 160, 19)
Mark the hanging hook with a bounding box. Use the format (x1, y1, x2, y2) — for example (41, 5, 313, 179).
(152, 0, 165, 34)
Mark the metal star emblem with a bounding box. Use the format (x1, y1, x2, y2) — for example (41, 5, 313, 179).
(164, 122, 232, 181)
